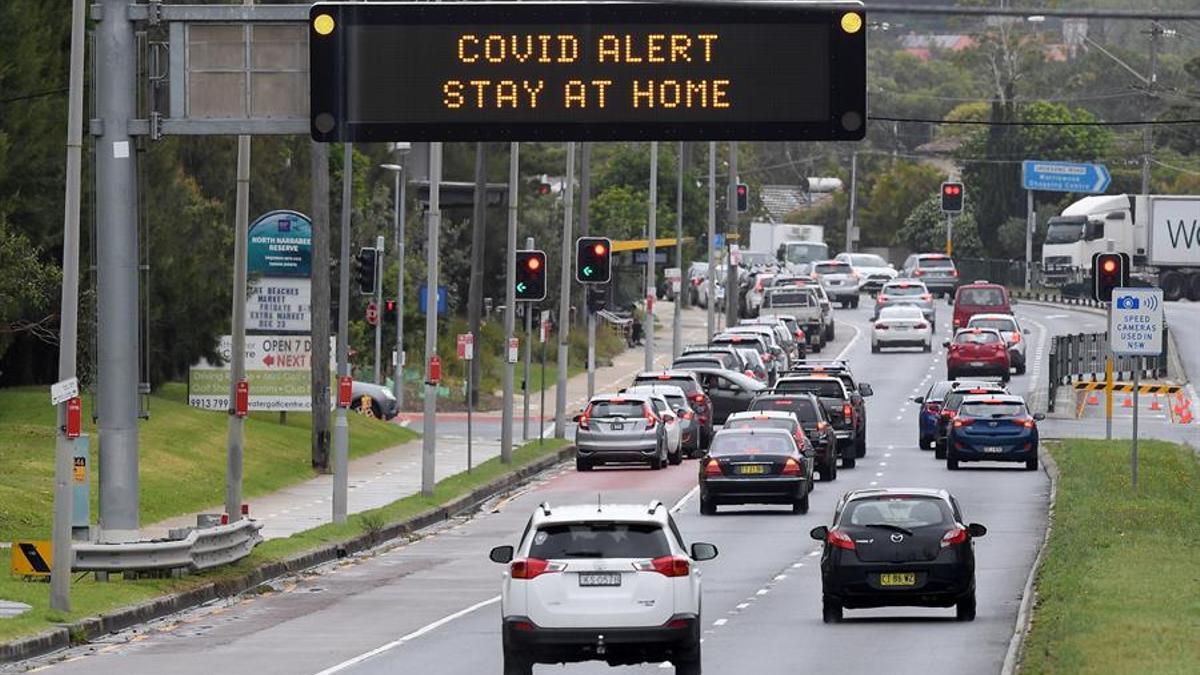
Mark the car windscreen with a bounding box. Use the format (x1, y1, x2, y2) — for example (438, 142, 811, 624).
(955, 331, 1002, 345)
(529, 523, 670, 559)
(765, 291, 812, 307)
(749, 398, 820, 423)
(918, 257, 955, 269)
(1044, 217, 1085, 244)
(634, 377, 699, 396)
(850, 254, 888, 267)
(960, 402, 1026, 418)
(588, 401, 646, 418)
(737, 349, 764, 366)
(883, 284, 926, 296)
(815, 263, 851, 275)
(725, 418, 796, 434)
(926, 381, 955, 402)
(783, 242, 829, 265)
(663, 394, 688, 410)
(673, 358, 723, 370)
(959, 288, 1006, 306)
(708, 433, 794, 456)
(841, 497, 954, 529)
(969, 318, 1016, 332)
(774, 380, 845, 398)
(944, 389, 1004, 410)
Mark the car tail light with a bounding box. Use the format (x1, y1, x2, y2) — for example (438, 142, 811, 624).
(1011, 332, 1021, 344)
(878, 294, 889, 302)
(681, 410, 694, 420)
(645, 408, 658, 429)
(942, 409, 957, 419)
(921, 293, 932, 301)
(704, 458, 722, 476)
(781, 457, 802, 476)
(953, 318, 961, 327)
(925, 403, 942, 414)
(875, 323, 889, 330)
(690, 394, 705, 404)
(842, 404, 853, 420)
(951, 269, 959, 277)
(763, 353, 774, 362)
(755, 280, 763, 292)
(512, 620, 536, 632)
(577, 414, 590, 430)
(953, 417, 974, 428)
(745, 369, 756, 378)
(1021, 417, 1036, 429)
(511, 558, 565, 580)
(795, 329, 806, 340)
(827, 529, 856, 550)
(940, 526, 968, 548)
(914, 269, 925, 277)
(634, 555, 690, 577)
(915, 322, 929, 330)
(665, 618, 691, 630)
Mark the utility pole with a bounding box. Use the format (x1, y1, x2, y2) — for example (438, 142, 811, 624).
(501, 142, 518, 463)
(555, 143, 575, 438)
(468, 143, 487, 407)
(580, 143, 595, 400)
(95, 0, 141, 543)
(311, 142, 332, 471)
(725, 141, 739, 328)
(846, 152, 858, 254)
(373, 234, 385, 383)
(332, 142, 352, 524)
(707, 142, 716, 340)
(1141, 22, 1162, 197)
(673, 142, 685, 359)
(422, 143, 443, 496)
(522, 235, 534, 441)
(380, 158, 407, 409)
(50, 0, 87, 611)
(646, 141, 658, 370)
(225, 132, 250, 522)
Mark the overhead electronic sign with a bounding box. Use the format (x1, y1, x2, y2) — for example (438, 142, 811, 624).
(309, 1, 867, 142)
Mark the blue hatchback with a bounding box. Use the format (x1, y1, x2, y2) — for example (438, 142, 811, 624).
(912, 380, 956, 449)
(945, 395, 1043, 471)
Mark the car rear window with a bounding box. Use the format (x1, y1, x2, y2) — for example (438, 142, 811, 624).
(765, 291, 812, 307)
(926, 381, 955, 402)
(850, 254, 888, 267)
(749, 398, 820, 423)
(955, 331, 1001, 344)
(884, 284, 926, 296)
(842, 497, 953, 528)
(815, 262, 851, 275)
(879, 306, 925, 320)
(635, 377, 699, 396)
(664, 394, 687, 410)
(958, 288, 1007, 306)
(588, 401, 646, 418)
(529, 523, 670, 559)
(708, 433, 794, 456)
(969, 318, 1016, 332)
(673, 358, 723, 370)
(918, 257, 955, 269)
(960, 402, 1026, 417)
(774, 379, 845, 398)
(726, 418, 797, 434)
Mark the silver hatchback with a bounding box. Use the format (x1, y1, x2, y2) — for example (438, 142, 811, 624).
(574, 394, 668, 471)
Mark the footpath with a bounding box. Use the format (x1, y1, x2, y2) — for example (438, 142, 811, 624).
(146, 301, 706, 541)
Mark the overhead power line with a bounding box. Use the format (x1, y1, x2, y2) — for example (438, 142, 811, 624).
(867, 4, 1200, 21)
(870, 115, 1200, 127)
(0, 87, 69, 105)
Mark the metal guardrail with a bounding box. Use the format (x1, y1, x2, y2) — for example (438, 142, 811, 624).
(1046, 329, 1170, 412)
(72, 519, 263, 573)
(1011, 289, 1106, 309)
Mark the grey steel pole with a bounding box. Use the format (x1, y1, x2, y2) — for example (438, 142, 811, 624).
(501, 143, 519, 463)
(332, 142, 353, 524)
(1025, 190, 1034, 290)
(673, 142, 685, 359)
(581, 144, 595, 401)
(846, 152, 858, 254)
(311, 142, 332, 472)
(1141, 23, 1160, 198)
(707, 142, 716, 340)
(555, 143, 575, 438)
(50, 0, 87, 611)
(1132, 366, 1140, 489)
(225, 133, 250, 522)
(390, 165, 406, 407)
(422, 143, 443, 496)
(95, 0, 141, 542)
(725, 141, 739, 328)
(646, 141, 658, 370)
(373, 234, 385, 383)
(523, 235, 534, 441)
(946, 213, 953, 257)
(468, 143, 487, 407)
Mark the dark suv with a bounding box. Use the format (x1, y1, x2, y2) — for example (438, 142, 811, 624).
(771, 375, 872, 468)
(748, 392, 840, 481)
(633, 371, 714, 447)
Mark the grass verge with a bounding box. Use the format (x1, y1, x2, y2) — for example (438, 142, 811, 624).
(0, 437, 569, 644)
(1021, 439, 1199, 675)
(0, 383, 417, 543)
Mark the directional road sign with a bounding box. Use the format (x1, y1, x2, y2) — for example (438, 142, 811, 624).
(1022, 160, 1111, 194)
(1109, 288, 1164, 356)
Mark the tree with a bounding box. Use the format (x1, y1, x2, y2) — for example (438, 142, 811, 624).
(897, 196, 984, 258)
(858, 162, 947, 247)
(0, 213, 59, 367)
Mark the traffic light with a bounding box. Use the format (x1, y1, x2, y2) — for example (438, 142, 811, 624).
(575, 236, 612, 284)
(735, 183, 749, 213)
(940, 182, 964, 213)
(355, 247, 378, 295)
(384, 298, 396, 313)
(1091, 251, 1129, 302)
(515, 249, 547, 301)
(586, 285, 609, 313)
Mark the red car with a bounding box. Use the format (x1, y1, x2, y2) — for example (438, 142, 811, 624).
(944, 328, 1010, 383)
(952, 281, 1012, 330)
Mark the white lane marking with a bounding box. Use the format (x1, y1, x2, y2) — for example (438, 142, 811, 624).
(894, 415, 903, 421)
(875, 472, 884, 477)
(807, 550, 821, 557)
(713, 618, 728, 626)
(774, 574, 787, 581)
(792, 562, 804, 568)
(311, 595, 501, 674)
(879, 462, 888, 467)
(870, 481, 879, 486)
(671, 486, 699, 513)
(736, 602, 750, 610)
(887, 445, 894, 450)
(756, 589, 770, 596)
(884, 453, 892, 458)
(833, 320, 863, 361)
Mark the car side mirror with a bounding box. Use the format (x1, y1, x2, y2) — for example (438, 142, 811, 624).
(675, 406, 688, 416)
(489, 545, 514, 564)
(911, 395, 925, 404)
(967, 523, 987, 538)
(858, 383, 874, 397)
(942, 340, 951, 348)
(572, 413, 583, 423)
(690, 542, 719, 561)
(809, 526, 829, 541)
(1033, 412, 1046, 421)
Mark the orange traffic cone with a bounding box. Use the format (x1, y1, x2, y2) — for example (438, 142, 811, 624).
(1181, 408, 1194, 424)
(1122, 394, 1133, 408)
(1150, 395, 1162, 412)
(1086, 392, 1100, 406)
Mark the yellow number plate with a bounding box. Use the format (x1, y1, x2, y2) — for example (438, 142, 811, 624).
(879, 573, 916, 587)
(735, 464, 768, 475)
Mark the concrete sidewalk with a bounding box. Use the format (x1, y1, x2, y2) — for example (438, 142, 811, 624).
(147, 302, 709, 541)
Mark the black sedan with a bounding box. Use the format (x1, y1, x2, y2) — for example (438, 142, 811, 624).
(810, 488, 986, 622)
(699, 428, 811, 515)
(748, 393, 839, 482)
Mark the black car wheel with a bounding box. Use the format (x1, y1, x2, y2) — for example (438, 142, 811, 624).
(650, 447, 665, 470)
(841, 449, 856, 469)
(822, 457, 838, 481)
(934, 441, 947, 460)
(503, 650, 533, 675)
(675, 640, 702, 675)
(822, 597, 843, 623)
(956, 591, 977, 622)
(855, 434, 867, 458)
(669, 448, 682, 465)
(699, 495, 717, 515)
(920, 436, 933, 451)
(1026, 455, 1039, 471)
(793, 490, 810, 515)
(576, 457, 593, 472)
(946, 449, 959, 471)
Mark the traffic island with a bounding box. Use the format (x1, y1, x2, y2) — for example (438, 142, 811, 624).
(1016, 438, 1199, 674)
(0, 438, 573, 663)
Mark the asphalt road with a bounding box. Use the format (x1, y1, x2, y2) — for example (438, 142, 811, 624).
(17, 300, 1075, 675)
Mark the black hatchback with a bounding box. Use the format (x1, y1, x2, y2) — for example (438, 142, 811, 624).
(810, 488, 986, 622)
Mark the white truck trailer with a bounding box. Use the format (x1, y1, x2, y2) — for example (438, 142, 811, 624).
(748, 222, 829, 271)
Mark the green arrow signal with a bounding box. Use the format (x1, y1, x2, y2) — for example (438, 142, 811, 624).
(582, 265, 594, 277)
(516, 282, 528, 293)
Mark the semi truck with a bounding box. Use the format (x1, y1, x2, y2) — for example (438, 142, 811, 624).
(1040, 194, 1200, 300)
(747, 222, 829, 271)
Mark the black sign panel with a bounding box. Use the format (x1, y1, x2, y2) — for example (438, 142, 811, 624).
(309, 1, 866, 142)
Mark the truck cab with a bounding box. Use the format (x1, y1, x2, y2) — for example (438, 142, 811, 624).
(1040, 195, 1140, 286)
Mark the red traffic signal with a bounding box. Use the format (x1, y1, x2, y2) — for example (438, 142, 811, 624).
(515, 249, 548, 301)
(735, 183, 749, 213)
(940, 181, 964, 213)
(576, 236, 612, 284)
(1091, 252, 1129, 302)
(384, 299, 397, 313)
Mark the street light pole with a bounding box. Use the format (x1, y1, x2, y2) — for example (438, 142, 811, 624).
(645, 141, 658, 371)
(555, 143, 575, 438)
(380, 161, 407, 409)
(707, 142, 716, 340)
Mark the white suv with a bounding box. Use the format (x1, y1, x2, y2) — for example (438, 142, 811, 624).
(490, 501, 718, 675)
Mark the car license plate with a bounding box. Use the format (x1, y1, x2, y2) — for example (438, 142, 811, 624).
(578, 573, 621, 587)
(969, 361, 984, 367)
(983, 446, 1005, 453)
(735, 464, 768, 475)
(610, 422, 624, 431)
(879, 572, 916, 587)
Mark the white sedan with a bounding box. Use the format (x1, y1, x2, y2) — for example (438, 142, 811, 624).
(871, 305, 933, 353)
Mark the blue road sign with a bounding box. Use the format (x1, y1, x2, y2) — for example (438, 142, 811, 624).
(1022, 160, 1111, 194)
(713, 233, 725, 249)
(417, 284, 448, 315)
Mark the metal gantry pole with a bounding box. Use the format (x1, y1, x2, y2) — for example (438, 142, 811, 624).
(707, 142, 716, 340)
(50, 0, 87, 611)
(555, 143, 575, 438)
(95, 0, 141, 542)
(422, 143, 443, 496)
(1025, 190, 1035, 290)
(725, 141, 739, 328)
(673, 141, 684, 360)
(311, 143, 332, 472)
(332, 142, 353, 524)
(1132, 366, 1140, 490)
(225, 133, 251, 522)
(523, 235, 534, 441)
(468, 143, 487, 407)
(373, 234, 385, 383)
(390, 164, 406, 408)
(501, 142, 519, 463)
(645, 141, 658, 370)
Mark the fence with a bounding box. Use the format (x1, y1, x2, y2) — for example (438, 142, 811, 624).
(1046, 328, 1170, 412)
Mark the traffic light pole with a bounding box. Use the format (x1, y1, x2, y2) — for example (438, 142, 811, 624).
(226, 132, 250, 523)
(1025, 190, 1034, 290)
(555, 142, 575, 439)
(725, 141, 739, 328)
(673, 141, 685, 360)
(523, 236, 534, 441)
(945, 213, 953, 257)
(707, 142, 716, 340)
(373, 234, 384, 384)
(501, 142, 518, 464)
(333, 141, 353, 524)
(422, 142, 443, 496)
(645, 141, 658, 371)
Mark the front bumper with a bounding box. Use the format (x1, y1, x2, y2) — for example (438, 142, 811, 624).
(822, 556, 974, 608)
(701, 476, 805, 504)
(504, 615, 699, 665)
